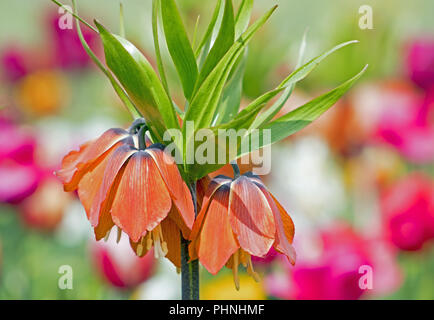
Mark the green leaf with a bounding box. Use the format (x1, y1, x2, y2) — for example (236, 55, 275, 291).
(72, 0, 140, 119)
(213, 52, 247, 125)
(194, 0, 222, 58)
(195, 0, 235, 91)
(187, 87, 284, 179)
(240, 65, 368, 157)
(250, 39, 358, 130)
(161, 0, 198, 100)
(278, 40, 359, 90)
(235, 0, 253, 38)
(152, 0, 170, 94)
(183, 5, 277, 137)
(182, 5, 277, 174)
(95, 21, 180, 144)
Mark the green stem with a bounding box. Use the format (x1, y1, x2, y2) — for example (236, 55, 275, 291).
(181, 181, 199, 300)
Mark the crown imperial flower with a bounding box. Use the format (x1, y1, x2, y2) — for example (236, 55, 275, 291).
(189, 170, 295, 289)
(56, 123, 194, 267)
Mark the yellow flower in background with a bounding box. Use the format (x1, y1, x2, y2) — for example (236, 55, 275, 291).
(15, 70, 68, 116)
(201, 273, 267, 300)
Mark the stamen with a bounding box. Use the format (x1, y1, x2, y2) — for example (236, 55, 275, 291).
(247, 255, 261, 283)
(240, 250, 248, 267)
(136, 237, 145, 256)
(232, 250, 240, 291)
(116, 227, 122, 243)
(136, 243, 144, 256)
(151, 226, 167, 258)
(161, 241, 168, 255)
(103, 228, 111, 242)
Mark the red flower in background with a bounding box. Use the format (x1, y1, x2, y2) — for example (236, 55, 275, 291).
(381, 173, 434, 251)
(266, 223, 401, 300)
(91, 232, 155, 289)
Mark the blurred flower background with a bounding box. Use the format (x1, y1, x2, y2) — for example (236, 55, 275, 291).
(0, 0, 433, 299)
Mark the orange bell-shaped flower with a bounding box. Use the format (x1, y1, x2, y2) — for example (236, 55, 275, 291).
(56, 123, 194, 267)
(189, 170, 295, 289)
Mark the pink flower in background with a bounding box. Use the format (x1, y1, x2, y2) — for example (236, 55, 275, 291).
(375, 84, 434, 164)
(381, 173, 434, 251)
(91, 232, 156, 289)
(265, 223, 401, 300)
(1, 47, 28, 82)
(48, 11, 98, 69)
(0, 119, 42, 203)
(251, 247, 279, 265)
(406, 38, 434, 90)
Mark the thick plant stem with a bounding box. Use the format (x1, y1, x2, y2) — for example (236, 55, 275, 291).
(181, 181, 199, 300)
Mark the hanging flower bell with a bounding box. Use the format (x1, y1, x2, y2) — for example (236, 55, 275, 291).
(189, 164, 296, 289)
(56, 120, 194, 267)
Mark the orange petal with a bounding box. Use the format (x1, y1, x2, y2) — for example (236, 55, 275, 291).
(161, 216, 181, 268)
(94, 205, 115, 241)
(269, 193, 296, 265)
(55, 141, 91, 190)
(77, 143, 122, 220)
(89, 145, 135, 226)
(189, 176, 232, 241)
(146, 146, 194, 230)
(196, 175, 211, 211)
(111, 151, 172, 242)
(56, 128, 131, 191)
(197, 185, 239, 274)
(228, 176, 275, 257)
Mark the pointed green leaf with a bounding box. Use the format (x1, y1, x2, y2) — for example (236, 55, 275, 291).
(235, 0, 253, 38)
(195, 0, 235, 91)
(161, 0, 198, 100)
(250, 39, 358, 130)
(95, 21, 180, 144)
(213, 52, 247, 125)
(182, 6, 277, 171)
(240, 65, 368, 157)
(152, 0, 170, 95)
(184, 6, 276, 129)
(187, 86, 283, 179)
(194, 0, 222, 57)
(71, 0, 140, 119)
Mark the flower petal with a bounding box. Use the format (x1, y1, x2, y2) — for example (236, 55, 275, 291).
(77, 143, 122, 220)
(56, 128, 131, 191)
(94, 207, 115, 241)
(89, 145, 135, 227)
(265, 191, 296, 265)
(196, 175, 211, 211)
(146, 146, 194, 231)
(161, 215, 182, 268)
(111, 151, 172, 242)
(197, 185, 239, 274)
(228, 176, 275, 257)
(189, 175, 232, 241)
